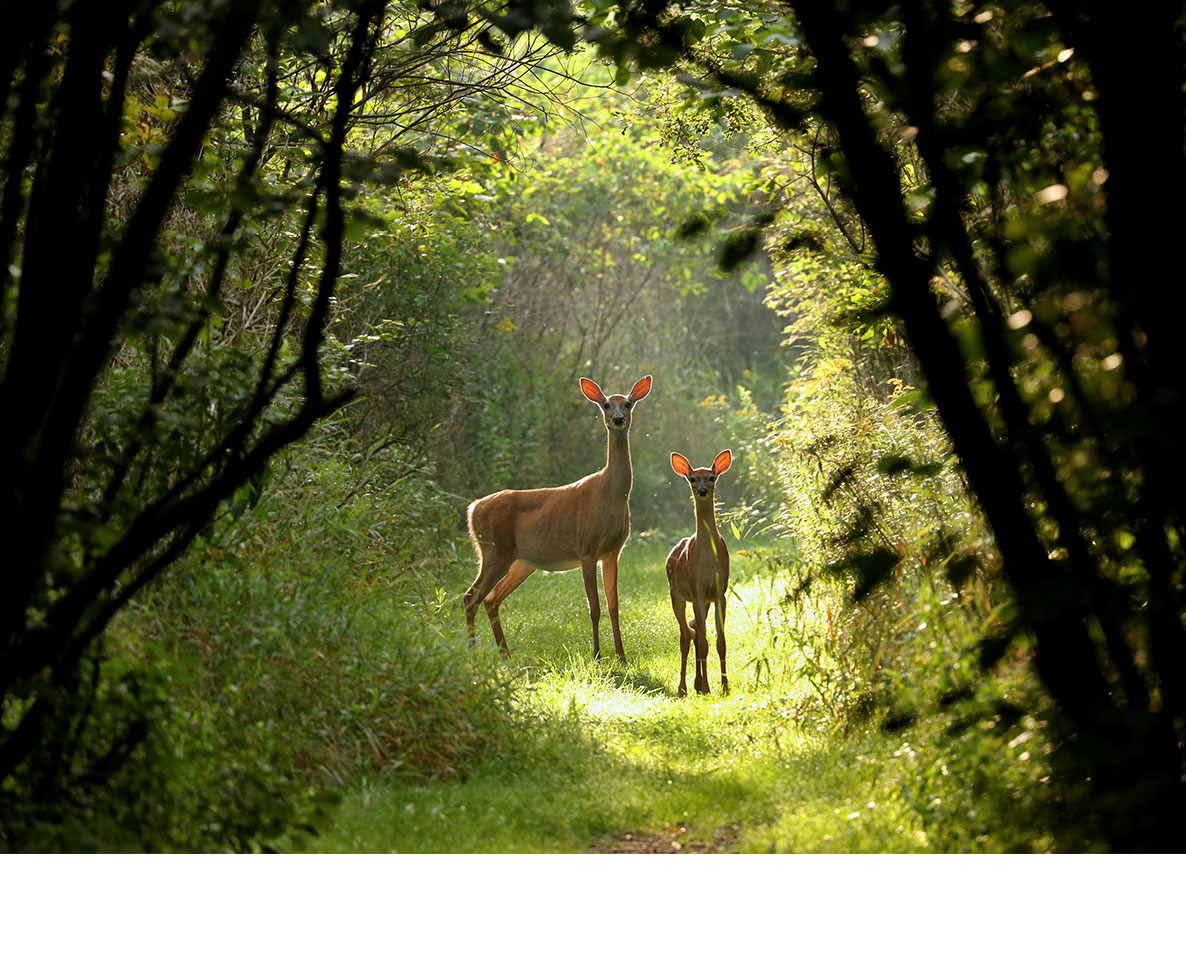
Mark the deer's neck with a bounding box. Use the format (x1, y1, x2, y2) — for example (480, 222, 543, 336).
(694, 499, 720, 551)
(602, 429, 633, 501)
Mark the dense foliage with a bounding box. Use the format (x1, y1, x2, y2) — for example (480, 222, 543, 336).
(4, 0, 1182, 851)
(547, 0, 1186, 849)
(0, 0, 567, 848)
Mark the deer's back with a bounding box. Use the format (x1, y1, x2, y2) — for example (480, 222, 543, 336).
(468, 475, 629, 570)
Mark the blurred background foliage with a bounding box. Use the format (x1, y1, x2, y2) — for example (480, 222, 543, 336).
(3, 0, 1182, 850)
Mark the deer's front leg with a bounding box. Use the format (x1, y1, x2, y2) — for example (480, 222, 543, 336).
(691, 596, 710, 694)
(671, 591, 691, 697)
(714, 588, 728, 695)
(601, 551, 626, 661)
(581, 557, 603, 659)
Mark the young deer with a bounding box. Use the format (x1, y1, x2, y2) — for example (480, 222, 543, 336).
(464, 375, 652, 659)
(666, 450, 732, 696)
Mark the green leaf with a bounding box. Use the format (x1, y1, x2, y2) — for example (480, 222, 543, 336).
(718, 228, 760, 272)
(876, 454, 914, 475)
(828, 548, 902, 602)
(342, 217, 369, 243)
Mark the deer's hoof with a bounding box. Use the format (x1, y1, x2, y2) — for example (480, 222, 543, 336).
(677, 685, 687, 698)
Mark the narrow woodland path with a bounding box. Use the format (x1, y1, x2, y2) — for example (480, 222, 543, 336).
(309, 541, 933, 853)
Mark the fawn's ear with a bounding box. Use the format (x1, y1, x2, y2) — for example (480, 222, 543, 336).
(671, 452, 692, 477)
(712, 449, 732, 475)
(580, 378, 605, 404)
(629, 375, 652, 402)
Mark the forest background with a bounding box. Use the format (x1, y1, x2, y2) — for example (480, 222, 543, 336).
(2, 0, 1184, 855)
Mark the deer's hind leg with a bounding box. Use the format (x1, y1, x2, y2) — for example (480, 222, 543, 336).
(464, 546, 514, 652)
(483, 559, 536, 658)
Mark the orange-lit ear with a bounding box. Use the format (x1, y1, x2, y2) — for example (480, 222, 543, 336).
(712, 449, 732, 475)
(671, 452, 691, 477)
(629, 375, 652, 402)
(580, 378, 604, 404)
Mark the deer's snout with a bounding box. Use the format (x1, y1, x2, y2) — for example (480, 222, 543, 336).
(697, 486, 709, 496)
(612, 415, 625, 426)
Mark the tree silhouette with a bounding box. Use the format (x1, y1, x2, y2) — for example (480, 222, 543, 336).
(0, 0, 383, 809)
(781, 0, 1186, 850)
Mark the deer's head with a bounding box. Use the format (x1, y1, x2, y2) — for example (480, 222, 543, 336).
(581, 375, 652, 432)
(671, 449, 732, 500)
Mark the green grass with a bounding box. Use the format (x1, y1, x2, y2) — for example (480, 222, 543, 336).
(306, 541, 945, 853)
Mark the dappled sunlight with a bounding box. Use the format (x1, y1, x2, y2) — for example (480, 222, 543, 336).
(12, 0, 1173, 857)
(564, 687, 672, 725)
(505, 542, 834, 767)
(490, 541, 842, 736)
(301, 538, 1015, 852)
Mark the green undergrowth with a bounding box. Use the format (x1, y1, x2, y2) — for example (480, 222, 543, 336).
(307, 541, 1060, 853)
(92, 452, 518, 851)
(92, 444, 1060, 852)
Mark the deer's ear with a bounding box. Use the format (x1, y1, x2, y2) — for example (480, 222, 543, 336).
(580, 378, 605, 404)
(712, 449, 732, 475)
(629, 375, 652, 402)
(671, 452, 691, 477)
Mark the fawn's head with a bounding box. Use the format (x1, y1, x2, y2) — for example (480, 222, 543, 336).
(581, 375, 652, 432)
(671, 449, 732, 500)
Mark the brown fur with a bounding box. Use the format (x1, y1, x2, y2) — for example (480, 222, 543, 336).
(464, 375, 652, 658)
(665, 450, 732, 696)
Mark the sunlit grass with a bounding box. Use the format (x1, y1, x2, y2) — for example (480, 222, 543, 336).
(306, 538, 955, 853)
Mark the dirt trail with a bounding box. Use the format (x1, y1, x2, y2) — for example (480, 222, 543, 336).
(591, 824, 743, 853)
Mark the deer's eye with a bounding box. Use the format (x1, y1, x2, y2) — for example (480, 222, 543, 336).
(623, 402, 631, 409)
(602, 403, 610, 410)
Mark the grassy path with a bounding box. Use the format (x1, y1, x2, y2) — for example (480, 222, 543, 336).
(309, 541, 931, 853)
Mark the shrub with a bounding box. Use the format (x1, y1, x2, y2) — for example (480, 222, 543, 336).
(732, 334, 1074, 848)
(2, 432, 519, 851)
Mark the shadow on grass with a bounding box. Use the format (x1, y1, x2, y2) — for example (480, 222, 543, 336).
(602, 663, 674, 696)
(309, 699, 778, 852)
(512, 651, 677, 696)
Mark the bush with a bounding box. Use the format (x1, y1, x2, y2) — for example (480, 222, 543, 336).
(729, 334, 1076, 849)
(1, 430, 519, 852)
(143, 436, 518, 771)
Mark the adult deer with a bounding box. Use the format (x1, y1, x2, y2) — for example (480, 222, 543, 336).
(464, 375, 652, 659)
(666, 450, 732, 696)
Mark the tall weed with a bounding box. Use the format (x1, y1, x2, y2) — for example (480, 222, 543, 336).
(96, 432, 517, 849)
